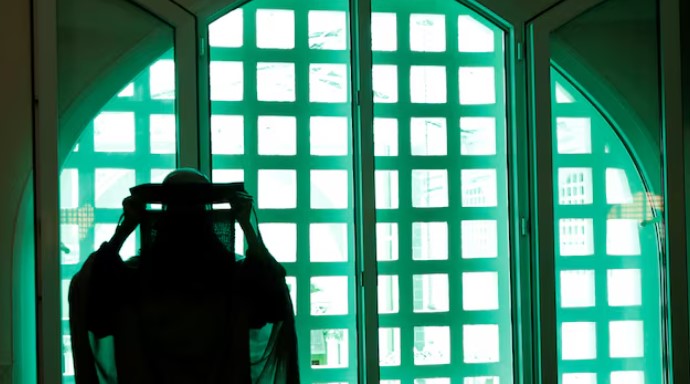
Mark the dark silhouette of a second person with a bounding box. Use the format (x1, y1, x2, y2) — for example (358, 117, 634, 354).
(69, 168, 299, 383)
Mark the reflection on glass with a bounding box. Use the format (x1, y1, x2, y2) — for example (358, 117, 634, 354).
(59, 42, 176, 382)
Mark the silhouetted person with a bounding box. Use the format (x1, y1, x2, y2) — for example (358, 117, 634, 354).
(69, 169, 299, 383)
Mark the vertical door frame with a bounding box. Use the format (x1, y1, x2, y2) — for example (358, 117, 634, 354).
(659, 0, 690, 381)
(32, 0, 196, 381)
(526, 1, 607, 384)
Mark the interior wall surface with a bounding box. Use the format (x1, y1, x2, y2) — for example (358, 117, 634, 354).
(0, 0, 37, 383)
(551, 0, 661, 190)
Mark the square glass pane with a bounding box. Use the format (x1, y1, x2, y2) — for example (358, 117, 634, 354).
(379, 328, 401, 366)
(211, 115, 244, 155)
(60, 224, 80, 265)
(118, 83, 134, 97)
(411, 118, 447, 156)
(256, 9, 294, 49)
(94, 168, 135, 208)
(311, 116, 349, 156)
(606, 219, 641, 255)
(309, 11, 347, 50)
(607, 269, 642, 306)
(311, 276, 348, 315)
(459, 67, 495, 105)
(311, 329, 348, 368)
(311, 170, 349, 209)
(463, 324, 499, 363)
(258, 116, 296, 155)
(257, 62, 295, 102)
(151, 169, 174, 183)
(458, 15, 494, 52)
(610, 371, 644, 384)
(310, 223, 348, 262)
(310, 64, 348, 103)
(413, 274, 449, 313)
(373, 65, 398, 103)
(412, 222, 447, 260)
(94, 112, 135, 152)
(149, 59, 175, 99)
(258, 170, 296, 208)
(374, 118, 398, 156)
(558, 168, 593, 205)
(416, 379, 449, 384)
(461, 220, 498, 258)
(561, 322, 597, 360)
(372, 13, 397, 51)
(410, 66, 447, 104)
(95, 223, 136, 257)
(209, 9, 243, 48)
(413, 326, 450, 365)
(556, 118, 592, 154)
(462, 169, 497, 207)
(609, 321, 643, 358)
(258, 223, 296, 262)
(375, 171, 399, 209)
(562, 373, 597, 384)
(559, 219, 595, 256)
(212, 169, 244, 183)
(60, 169, 79, 209)
(410, 14, 445, 52)
(606, 168, 633, 204)
(463, 272, 499, 310)
(560, 270, 595, 308)
(210, 61, 244, 101)
(555, 82, 576, 103)
(377, 223, 398, 261)
(285, 276, 297, 315)
(412, 170, 448, 208)
(460, 117, 496, 156)
(149, 114, 176, 154)
(378, 275, 399, 313)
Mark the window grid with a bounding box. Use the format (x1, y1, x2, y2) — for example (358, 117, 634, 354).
(552, 69, 663, 383)
(372, 2, 512, 383)
(208, 1, 357, 382)
(59, 50, 177, 383)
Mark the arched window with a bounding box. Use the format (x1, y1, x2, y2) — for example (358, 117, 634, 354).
(552, 68, 662, 384)
(55, 1, 665, 384)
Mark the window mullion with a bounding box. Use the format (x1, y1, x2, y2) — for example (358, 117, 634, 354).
(349, 0, 380, 383)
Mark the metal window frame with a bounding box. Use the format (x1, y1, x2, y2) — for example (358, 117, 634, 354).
(527, 1, 690, 384)
(33, 0, 196, 382)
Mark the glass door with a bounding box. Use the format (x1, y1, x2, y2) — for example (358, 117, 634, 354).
(369, 1, 514, 383)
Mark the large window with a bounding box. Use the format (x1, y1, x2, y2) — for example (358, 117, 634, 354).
(208, 1, 357, 382)
(552, 68, 663, 384)
(59, 50, 177, 383)
(370, 1, 512, 384)
(54, 1, 667, 384)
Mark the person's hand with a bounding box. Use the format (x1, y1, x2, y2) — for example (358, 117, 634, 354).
(120, 195, 145, 231)
(229, 191, 254, 226)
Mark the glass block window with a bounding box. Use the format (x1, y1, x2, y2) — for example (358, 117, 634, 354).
(59, 50, 177, 383)
(208, 1, 356, 382)
(372, 1, 512, 383)
(551, 69, 663, 383)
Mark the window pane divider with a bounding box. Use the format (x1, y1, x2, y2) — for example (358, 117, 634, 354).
(349, 0, 381, 383)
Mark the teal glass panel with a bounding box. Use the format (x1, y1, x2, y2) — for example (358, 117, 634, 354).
(550, 0, 664, 382)
(59, 30, 176, 384)
(209, 1, 356, 382)
(371, 1, 512, 383)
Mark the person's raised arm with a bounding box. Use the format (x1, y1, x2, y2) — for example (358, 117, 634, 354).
(107, 195, 145, 253)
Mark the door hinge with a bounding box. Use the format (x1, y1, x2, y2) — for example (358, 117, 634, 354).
(199, 37, 206, 57)
(517, 41, 524, 61)
(520, 217, 529, 236)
